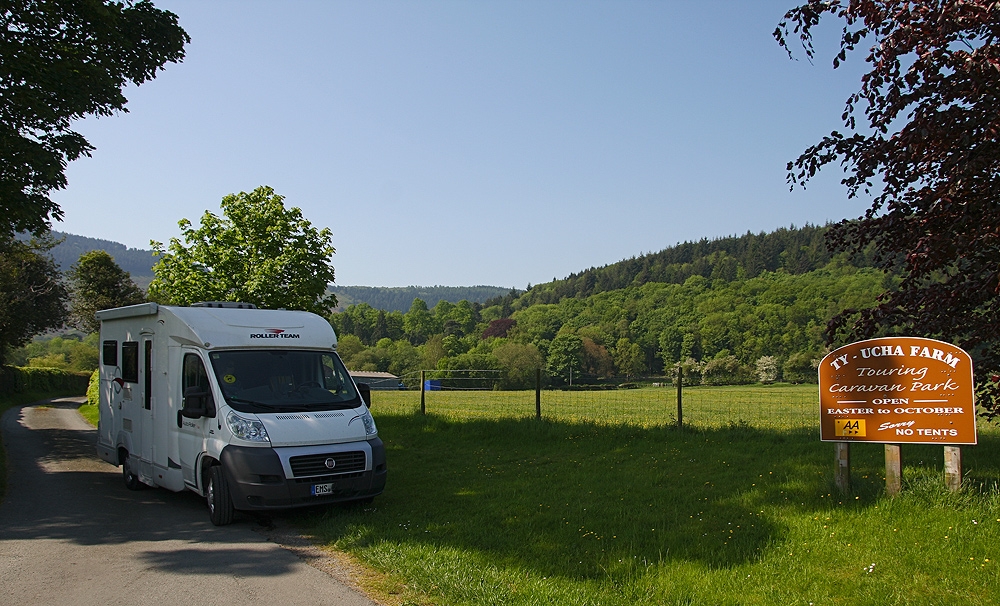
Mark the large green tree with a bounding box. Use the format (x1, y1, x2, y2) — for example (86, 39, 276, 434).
(776, 0, 1000, 414)
(493, 341, 544, 389)
(1, 0, 188, 237)
(68, 250, 145, 333)
(613, 337, 646, 378)
(547, 332, 584, 385)
(0, 235, 67, 364)
(403, 298, 437, 344)
(148, 186, 338, 315)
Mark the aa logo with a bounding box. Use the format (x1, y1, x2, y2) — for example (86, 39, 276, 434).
(835, 419, 866, 437)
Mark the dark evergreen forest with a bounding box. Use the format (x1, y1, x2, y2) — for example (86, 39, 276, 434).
(332, 285, 512, 312)
(512, 223, 871, 306)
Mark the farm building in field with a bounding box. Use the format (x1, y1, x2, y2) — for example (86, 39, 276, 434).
(349, 370, 402, 391)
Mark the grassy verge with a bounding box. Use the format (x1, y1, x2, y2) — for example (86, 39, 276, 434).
(291, 411, 1000, 606)
(78, 401, 98, 426)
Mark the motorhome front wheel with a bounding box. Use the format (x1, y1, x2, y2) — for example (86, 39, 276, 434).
(207, 465, 235, 526)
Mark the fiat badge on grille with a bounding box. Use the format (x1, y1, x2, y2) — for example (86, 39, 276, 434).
(324, 457, 336, 469)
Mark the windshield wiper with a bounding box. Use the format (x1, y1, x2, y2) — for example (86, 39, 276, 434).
(226, 397, 282, 410)
(304, 401, 359, 411)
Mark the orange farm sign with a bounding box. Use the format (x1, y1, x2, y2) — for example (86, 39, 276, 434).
(819, 337, 977, 445)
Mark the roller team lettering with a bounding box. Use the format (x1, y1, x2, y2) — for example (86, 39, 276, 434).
(249, 329, 301, 339)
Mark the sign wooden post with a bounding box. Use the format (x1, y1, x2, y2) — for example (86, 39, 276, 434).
(885, 444, 902, 496)
(835, 442, 850, 494)
(819, 337, 977, 495)
(944, 446, 962, 492)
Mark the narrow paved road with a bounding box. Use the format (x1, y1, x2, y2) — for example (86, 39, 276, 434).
(0, 397, 381, 606)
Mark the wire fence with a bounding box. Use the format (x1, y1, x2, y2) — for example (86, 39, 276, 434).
(364, 370, 820, 430)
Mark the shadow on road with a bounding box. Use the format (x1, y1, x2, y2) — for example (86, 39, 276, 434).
(0, 399, 301, 577)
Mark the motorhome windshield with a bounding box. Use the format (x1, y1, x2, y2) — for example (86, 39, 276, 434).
(209, 350, 361, 413)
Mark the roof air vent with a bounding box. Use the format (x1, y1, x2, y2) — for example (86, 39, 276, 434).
(190, 301, 257, 309)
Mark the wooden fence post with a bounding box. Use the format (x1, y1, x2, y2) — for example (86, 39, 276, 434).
(535, 368, 541, 420)
(676, 365, 683, 427)
(420, 370, 426, 415)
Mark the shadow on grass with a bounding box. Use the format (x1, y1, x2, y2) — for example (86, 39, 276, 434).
(291, 414, 1000, 582)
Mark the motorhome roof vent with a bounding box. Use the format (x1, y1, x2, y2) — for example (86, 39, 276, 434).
(190, 301, 257, 309)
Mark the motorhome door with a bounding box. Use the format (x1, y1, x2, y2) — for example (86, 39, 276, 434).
(177, 350, 215, 490)
(139, 337, 154, 478)
(120, 341, 143, 465)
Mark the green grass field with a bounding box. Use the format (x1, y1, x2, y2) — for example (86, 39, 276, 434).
(289, 386, 1000, 606)
(368, 383, 820, 429)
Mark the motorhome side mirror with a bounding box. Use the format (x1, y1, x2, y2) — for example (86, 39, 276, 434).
(181, 386, 209, 418)
(357, 383, 371, 408)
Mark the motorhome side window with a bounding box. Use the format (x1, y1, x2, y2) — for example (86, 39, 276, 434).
(182, 354, 215, 417)
(102, 340, 118, 366)
(121, 342, 139, 383)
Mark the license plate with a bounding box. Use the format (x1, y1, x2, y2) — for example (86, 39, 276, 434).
(311, 483, 333, 496)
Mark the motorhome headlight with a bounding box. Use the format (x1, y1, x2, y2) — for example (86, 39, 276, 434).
(226, 411, 270, 443)
(360, 409, 377, 437)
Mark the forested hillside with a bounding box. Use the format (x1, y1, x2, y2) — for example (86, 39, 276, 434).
(16, 224, 889, 385)
(331, 224, 890, 386)
(517, 223, 873, 306)
(37, 231, 158, 276)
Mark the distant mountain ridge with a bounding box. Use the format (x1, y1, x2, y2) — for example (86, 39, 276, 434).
(34, 231, 511, 311)
(44, 231, 158, 276)
(33, 225, 867, 314)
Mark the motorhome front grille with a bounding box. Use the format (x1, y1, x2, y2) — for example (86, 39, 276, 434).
(289, 451, 366, 476)
(291, 471, 365, 485)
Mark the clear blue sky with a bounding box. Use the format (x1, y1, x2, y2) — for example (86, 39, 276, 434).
(52, 0, 873, 289)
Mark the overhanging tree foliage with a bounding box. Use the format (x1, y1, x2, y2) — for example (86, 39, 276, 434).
(0, 235, 67, 365)
(148, 186, 338, 315)
(0, 0, 189, 237)
(775, 0, 1000, 414)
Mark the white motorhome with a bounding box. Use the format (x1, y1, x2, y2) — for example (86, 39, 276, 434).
(95, 302, 386, 525)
